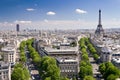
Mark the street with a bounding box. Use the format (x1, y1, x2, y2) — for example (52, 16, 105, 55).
(25, 49, 41, 80)
(89, 56, 103, 80)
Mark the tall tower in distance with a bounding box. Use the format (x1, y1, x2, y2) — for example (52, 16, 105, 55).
(16, 24, 20, 32)
(95, 9, 104, 36)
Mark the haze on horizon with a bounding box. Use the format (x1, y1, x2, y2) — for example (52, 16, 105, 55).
(0, 0, 120, 30)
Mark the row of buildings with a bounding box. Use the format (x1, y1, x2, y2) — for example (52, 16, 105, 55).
(0, 9, 119, 80)
(91, 10, 120, 69)
(0, 29, 80, 80)
(35, 33, 80, 78)
(0, 30, 33, 80)
(0, 38, 17, 80)
(35, 9, 120, 79)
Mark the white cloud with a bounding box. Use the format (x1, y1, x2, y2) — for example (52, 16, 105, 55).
(76, 9, 87, 14)
(44, 19, 48, 22)
(46, 11, 56, 16)
(14, 20, 32, 24)
(26, 8, 35, 11)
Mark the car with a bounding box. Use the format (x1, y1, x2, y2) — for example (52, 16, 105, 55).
(97, 74, 102, 78)
(30, 71, 33, 74)
(32, 76, 35, 80)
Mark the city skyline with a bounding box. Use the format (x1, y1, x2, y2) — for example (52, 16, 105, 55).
(0, 0, 120, 30)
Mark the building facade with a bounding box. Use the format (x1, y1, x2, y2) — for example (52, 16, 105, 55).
(58, 58, 79, 78)
(0, 62, 11, 80)
(100, 47, 112, 62)
(45, 47, 80, 78)
(2, 46, 16, 64)
(36, 40, 80, 78)
(16, 24, 20, 32)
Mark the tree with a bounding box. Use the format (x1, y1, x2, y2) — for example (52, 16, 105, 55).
(23, 68, 30, 80)
(79, 37, 93, 79)
(60, 77, 69, 80)
(82, 54, 89, 61)
(11, 64, 30, 80)
(99, 62, 120, 80)
(33, 55, 41, 64)
(104, 66, 120, 79)
(39, 56, 60, 80)
(45, 77, 51, 80)
(81, 48, 87, 54)
(11, 68, 23, 80)
(80, 61, 87, 67)
(72, 77, 76, 80)
(79, 38, 86, 49)
(14, 63, 23, 68)
(19, 41, 26, 51)
(99, 63, 106, 75)
(84, 76, 95, 80)
(86, 65, 93, 76)
(79, 66, 87, 79)
(26, 39, 41, 64)
(107, 74, 119, 80)
(93, 54, 99, 61)
(87, 44, 96, 54)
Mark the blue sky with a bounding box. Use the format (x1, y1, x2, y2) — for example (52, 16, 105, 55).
(0, 0, 120, 30)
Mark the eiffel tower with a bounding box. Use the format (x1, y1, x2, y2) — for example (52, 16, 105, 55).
(95, 9, 104, 36)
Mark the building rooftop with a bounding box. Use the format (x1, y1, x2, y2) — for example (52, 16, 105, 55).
(96, 44, 104, 48)
(112, 58, 120, 63)
(45, 46, 78, 53)
(1, 46, 15, 52)
(57, 58, 78, 63)
(112, 52, 120, 55)
(101, 47, 112, 53)
(0, 38, 4, 43)
(0, 61, 10, 69)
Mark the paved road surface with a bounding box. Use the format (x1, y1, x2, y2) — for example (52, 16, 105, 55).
(89, 57, 99, 74)
(25, 50, 41, 80)
(89, 57, 103, 80)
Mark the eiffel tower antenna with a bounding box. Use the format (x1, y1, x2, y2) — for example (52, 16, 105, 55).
(99, 9, 101, 25)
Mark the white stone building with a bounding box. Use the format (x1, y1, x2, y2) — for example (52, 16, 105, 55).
(100, 47, 112, 62)
(2, 46, 16, 64)
(0, 61, 11, 80)
(57, 58, 79, 78)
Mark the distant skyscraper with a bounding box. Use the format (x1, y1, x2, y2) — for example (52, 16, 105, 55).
(95, 9, 104, 36)
(16, 24, 20, 32)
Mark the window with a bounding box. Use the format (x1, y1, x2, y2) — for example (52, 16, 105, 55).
(4, 75, 6, 79)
